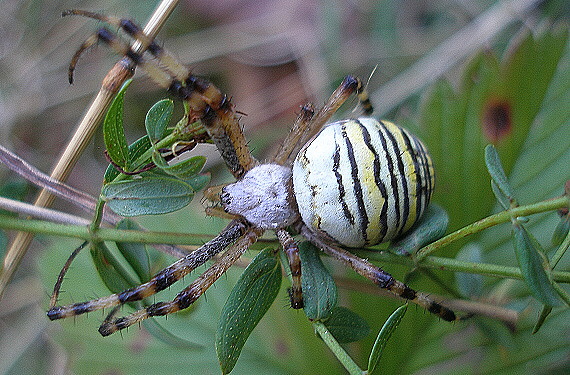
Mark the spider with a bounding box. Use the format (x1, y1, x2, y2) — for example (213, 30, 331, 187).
(47, 10, 458, 337)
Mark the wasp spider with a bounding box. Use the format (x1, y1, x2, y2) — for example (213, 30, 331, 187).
(47, 10, 457, 337)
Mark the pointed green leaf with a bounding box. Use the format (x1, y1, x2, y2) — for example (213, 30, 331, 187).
(299, 241, 338, 320)
(367, 304, 408, 375)
(145, 99, 174, 142)
(142, 318, 203, 350)
(216, 248, 282, 374)
(115, 219, 151, 282)
(103, 80, 132, 170)
(323, 306, 370, 344)
(102, 177, 194, 216)
(90, 241, 135, 294)
(551, 214, 570, 247)
(512, 222, 561, 306)
(104, 135, 153, 183)
(152, 153, 207, 179)
(455, 242, 484, 298)
(532, 306, 553, 334)
(185, 173, 211, 192)
(390, 204, 448, 256)
(485, 144, 515, 208)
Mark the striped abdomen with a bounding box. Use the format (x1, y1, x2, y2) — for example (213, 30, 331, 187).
(292, 117, 434, 248)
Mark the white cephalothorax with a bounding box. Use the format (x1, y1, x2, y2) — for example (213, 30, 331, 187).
(221, 163, 299, 229)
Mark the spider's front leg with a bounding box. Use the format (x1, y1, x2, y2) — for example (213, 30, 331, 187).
(98, 225, 263, 336)
(47, 220, 247, 323)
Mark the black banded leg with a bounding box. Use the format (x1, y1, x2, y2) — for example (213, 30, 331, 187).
(272, 103, 315, 165)
(66, 24, 174, 86)
(47, 221, 247, 321)
(295, 76, 369, 156)
(63, 9, 190, 81)
(276, 229, 303, 309)
(98, 226, 264, 336)
(300, 225, 458, 322)
(179, 75, 258, 179)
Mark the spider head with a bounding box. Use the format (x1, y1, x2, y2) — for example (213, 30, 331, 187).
(221, 163, 299, 230)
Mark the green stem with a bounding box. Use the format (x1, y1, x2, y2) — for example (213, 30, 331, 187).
(0, 214, 212, 245)
(313, 321, 363, 375)
(3, 213, 570, 284)
(415, 195, 569, 261)
(356, 249, 570, 284)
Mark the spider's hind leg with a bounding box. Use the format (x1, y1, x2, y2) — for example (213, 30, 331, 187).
(302, 226, 459, 322)
(276, 229, 303, 309)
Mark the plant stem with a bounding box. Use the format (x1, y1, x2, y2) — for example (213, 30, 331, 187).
(415, 195, 569, 261)
(356, 249, 570, 284)
(313, 321, 363, 375)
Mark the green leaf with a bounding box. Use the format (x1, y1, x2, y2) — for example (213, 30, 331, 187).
(552, 214, 570, 247)
(298, 241, 338, 320)
(185, 173, 211, 192)
(323, 306, 370, 344)
(454, 242, 484, 298)
(90, 241, 135, 294)
(512, 222, 561, 306)
(152, 153, 207, 179)
(142, 318, 203, 350)
(102, 177, 194, 216)
(145, 99, 174, 143)
(115, 219, 151, 282)
(104, 135, 153, 184)
(389, 204, 449, 255)
(532, 306, 553, 334)
(367, 304, 408, 375)
(216, 248, 282, 374)
(103, 80, 132, 171)
(485, 144, 515, 208)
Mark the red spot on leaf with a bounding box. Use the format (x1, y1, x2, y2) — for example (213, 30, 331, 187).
(482, 98, 512, 143)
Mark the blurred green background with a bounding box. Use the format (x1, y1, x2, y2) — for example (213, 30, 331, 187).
(0, 0, 569, 374)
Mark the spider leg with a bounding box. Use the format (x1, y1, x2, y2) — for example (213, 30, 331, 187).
(47, 220, 248, 321)
(285, 76, 373, 164)
(300, 225, 458, 322)
(67, 11, 257, 178)
(98, 226, 264, 336)
(63, 10, 189, 83)
(50, 241, 88, 307)
(276, 229, 303, 309)
(272, 104, 315, 165)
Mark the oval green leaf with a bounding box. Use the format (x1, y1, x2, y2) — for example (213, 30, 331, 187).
(323, 306, 370, 344)
(455, 242, 484, 298)
(102, 176, 194, 216)
(390, 204, 449, 256)
(367, 304, 408, 375)
(145, 99, 174, 142)
(485, 144, 515, 208)
(104, 135, 153, 184)
(90, 241, 136, 294)
(103, 80, 132, 170)
(216, 248, 282, 374)
(152, 153, 207, 179)
(298, 241, 338, 320)
(115, 219, 151, 282)
(551, 214, 569, 247)
(185, 173, 211, 192)
(512, 222, 561, 306)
